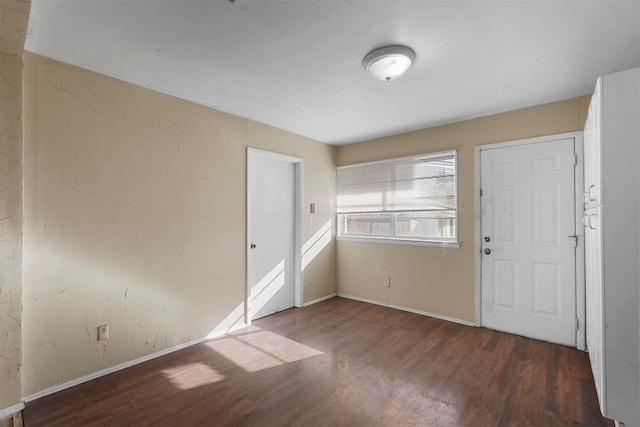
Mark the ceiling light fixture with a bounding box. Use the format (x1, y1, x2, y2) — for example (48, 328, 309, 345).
(362, 45, 416, 82)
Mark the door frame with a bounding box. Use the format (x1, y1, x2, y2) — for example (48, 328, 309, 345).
(474, 131, 585, 350)
(246, 147, 304, 325)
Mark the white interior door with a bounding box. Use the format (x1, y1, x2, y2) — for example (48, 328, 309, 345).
(480, 138, 576, 346)
(247, 151, 296, 320)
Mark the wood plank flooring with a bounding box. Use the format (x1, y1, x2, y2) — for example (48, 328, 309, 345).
(23, 297, 612, 426)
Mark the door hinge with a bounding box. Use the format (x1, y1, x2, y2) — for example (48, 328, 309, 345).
(576, 318, 580, 330)
(480, 189, 483, 197)
(573, 153, 578, 166)
(569, 235, 578, 248)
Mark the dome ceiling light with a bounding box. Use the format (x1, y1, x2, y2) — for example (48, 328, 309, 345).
(362, 45, 416, 82)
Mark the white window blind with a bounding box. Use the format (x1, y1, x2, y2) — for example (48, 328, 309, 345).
(336, 151, 457, 243)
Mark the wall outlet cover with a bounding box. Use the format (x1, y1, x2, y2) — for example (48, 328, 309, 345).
(97, 324, 110, 341)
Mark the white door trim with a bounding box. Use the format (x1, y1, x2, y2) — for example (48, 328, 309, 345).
(246, 147, 304, 325)
(474, 131, 586, 350)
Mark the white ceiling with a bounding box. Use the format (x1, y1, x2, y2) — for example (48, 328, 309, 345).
(25, 0, 640, 145)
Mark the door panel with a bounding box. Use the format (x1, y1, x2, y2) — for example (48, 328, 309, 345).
(481, 138, 576, 346)
(248, 154, 295, 320)
(493, 186, 516, 243)
(532, 184, 559, 245)
(494, 260, 517, 309)
(532, 262, 560, 316)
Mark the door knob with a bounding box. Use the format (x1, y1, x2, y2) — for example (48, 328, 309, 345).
(250, 243, 256, 249)
(484, 248, 491, 255)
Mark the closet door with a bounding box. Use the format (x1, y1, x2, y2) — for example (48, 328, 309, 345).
(584, 79, 605, 413)
(586, 66, 640, 426)
(600, 67, 640, 426)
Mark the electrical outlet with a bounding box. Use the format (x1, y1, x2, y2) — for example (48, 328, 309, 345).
(97, 324, 109, 341)
(383, 277, 391, 287)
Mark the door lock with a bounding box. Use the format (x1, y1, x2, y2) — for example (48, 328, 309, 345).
(484, 248, 491, 255)
(250, 243, 256, 249)
(484, 236, 490, 242)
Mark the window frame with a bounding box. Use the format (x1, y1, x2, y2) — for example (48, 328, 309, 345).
(336, 150, 460, 248)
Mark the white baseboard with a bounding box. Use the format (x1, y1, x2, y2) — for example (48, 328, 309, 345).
(304, 293, 337, 307)
(0, 402, 24, 420)
(336, 293, 475, 327)
(23, 322, 247, 403)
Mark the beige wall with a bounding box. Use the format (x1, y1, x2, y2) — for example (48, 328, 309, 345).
(335, 96, 590, 322)
(22, 53, 336, 396)
(0, 0, 30, 411)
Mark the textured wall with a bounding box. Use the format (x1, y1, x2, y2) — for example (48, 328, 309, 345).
(335, 96, 590, 322)
(0, 0, 30, 412)
(22, 53, 336, 396)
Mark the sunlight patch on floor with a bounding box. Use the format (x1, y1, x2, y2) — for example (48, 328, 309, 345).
(161, 362, 225, 390)
(205, 326, 323, 373)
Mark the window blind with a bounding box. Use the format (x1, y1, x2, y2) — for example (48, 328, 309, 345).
(336, 151, 457, 243)
(337, 151, 456, 215)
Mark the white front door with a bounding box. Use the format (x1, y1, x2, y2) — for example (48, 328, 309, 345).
(247, 150, 296, 320)
(480, 138, 576, 346)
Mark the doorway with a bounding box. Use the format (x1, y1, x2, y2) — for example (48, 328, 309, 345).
(476, 133, 584, 347)
(247, 148, 303, 321)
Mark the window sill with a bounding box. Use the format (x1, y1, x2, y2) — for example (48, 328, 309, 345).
(336, 236, 461, 248)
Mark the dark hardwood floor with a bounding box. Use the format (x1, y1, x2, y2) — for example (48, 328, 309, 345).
(23, 297, 612, 426)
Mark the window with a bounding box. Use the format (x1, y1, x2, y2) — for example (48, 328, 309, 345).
(336, 150, 457, 246)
